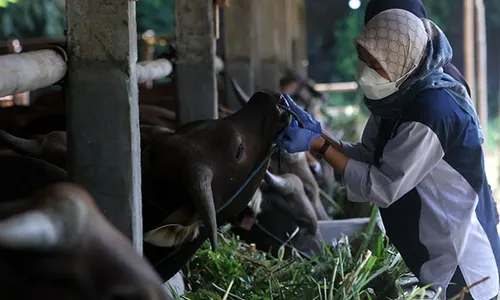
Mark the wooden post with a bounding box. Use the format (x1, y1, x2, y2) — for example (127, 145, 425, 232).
(276, 0, 291, 69)
(292, 0, 308, 77)
(7, 39, 30, 106)
(141, 30, 156, 89)
(175, 0, 218, 126)
(475, 0, 488, 134)
(223, 0, 257, 110)
(284, 0, 293, 68)
(254, 0, 280, 91)
(65, 0, 143, 253)
(464, 0, 476, 106)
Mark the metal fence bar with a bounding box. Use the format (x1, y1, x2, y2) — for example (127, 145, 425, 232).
(0, 48, 67, 98)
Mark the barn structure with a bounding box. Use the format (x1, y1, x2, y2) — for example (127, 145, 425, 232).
(0, 0, 315, 253)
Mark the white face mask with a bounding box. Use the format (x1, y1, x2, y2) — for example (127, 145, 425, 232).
(356, 61, 398, 100)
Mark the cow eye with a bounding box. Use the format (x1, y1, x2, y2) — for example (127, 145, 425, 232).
(235, 143, 244, 161)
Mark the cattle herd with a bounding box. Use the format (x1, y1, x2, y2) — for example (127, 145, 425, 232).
(0, 57, 340, 298)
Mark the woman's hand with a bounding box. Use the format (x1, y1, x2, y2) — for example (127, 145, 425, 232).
(283, 94, 322, 134)
(278, 120, 321, 153)
(277, 94, 322, 153)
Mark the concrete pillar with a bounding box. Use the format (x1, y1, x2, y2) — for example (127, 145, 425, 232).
(254, 0, 280, 91)
(223, 0, 257, 110)
(65, 0, 143, 252)
(175, 0, 218, 125)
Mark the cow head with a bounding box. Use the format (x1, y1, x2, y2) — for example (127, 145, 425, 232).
(141, 89, 291, 254)
(0, 182, 170, 300)
(269, 151, 331, 221)
(232, 170, 322, 258)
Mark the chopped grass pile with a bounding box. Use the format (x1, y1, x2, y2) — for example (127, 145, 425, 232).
(179, 207, 410, 300)
(174, 206, 488, 299)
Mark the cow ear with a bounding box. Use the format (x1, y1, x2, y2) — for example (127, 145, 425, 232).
(143, 223, 200, 248)
(0, 211, 62, 250)
(143, 206, 202, 247)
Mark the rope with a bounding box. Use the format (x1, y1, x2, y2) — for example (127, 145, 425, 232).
(214, 144, 279, 214)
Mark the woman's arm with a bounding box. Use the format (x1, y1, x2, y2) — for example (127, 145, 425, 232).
(278, 93, 444, 208)
(322, 114, 379, 164)
(310, 136, 349, 175)
(310, 121, 445, 207)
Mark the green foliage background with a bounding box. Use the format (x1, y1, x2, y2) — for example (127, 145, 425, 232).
(0, 0, 175, 40)
(312, 0, 500, 118)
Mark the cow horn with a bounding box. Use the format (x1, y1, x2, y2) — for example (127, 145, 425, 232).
(190, 166, 218, 251)
(0, 211, 62, 250)
(229, 76, 251, 107)
(264, 170, 294, 196)
(0, 130, 41, 155)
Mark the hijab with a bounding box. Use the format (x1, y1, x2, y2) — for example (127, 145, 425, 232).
(354, 9, 484, 143)
(355, 9, 429, 83)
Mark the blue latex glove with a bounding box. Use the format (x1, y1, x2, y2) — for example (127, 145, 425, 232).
(283, 94, 322, 135)
(277, 119, 321, 153)
(276, 94, 323, 153)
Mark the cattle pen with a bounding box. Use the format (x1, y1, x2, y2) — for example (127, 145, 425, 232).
(0, 0, 319, 252)
(1, 0, 497, 299)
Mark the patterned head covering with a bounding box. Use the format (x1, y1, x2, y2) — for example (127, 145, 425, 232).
(355, 9, 429, 83)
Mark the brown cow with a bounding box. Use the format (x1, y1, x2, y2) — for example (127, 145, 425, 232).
(141, 89, 290, 248)
(0, 89, 291, 282)
(0, 125, 175, 170)
(269, 151, 331, 221)
(232, 170, 323, 258)
(230, 76, 331, 221)
(0, 155, 170, 299)
(141, 89, 290, 280)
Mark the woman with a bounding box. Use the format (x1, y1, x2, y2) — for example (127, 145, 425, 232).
(278, 9, 500, 300)
(363, 0, 473, 117)
(363, 0, 500, 227)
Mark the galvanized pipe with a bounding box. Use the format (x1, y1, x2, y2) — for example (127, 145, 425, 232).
(0, 48, 67, 98)
(136, 58, 173, 84)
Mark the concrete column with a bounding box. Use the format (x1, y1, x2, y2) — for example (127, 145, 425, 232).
(223, 0, 257, 110)
(175, 0, 218, 125)
(65, 0, 143, 252)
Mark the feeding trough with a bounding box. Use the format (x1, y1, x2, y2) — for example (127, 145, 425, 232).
(318, 212, 386, 244)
